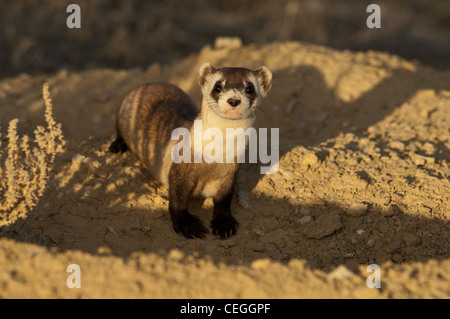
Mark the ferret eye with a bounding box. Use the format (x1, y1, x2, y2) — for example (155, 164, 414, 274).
(213, 84, 222, 93)
(245, 84, 255, 94)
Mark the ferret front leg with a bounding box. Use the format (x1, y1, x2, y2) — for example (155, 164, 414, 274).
(168, 165, 208, 239)
(210, 178, 238, 238)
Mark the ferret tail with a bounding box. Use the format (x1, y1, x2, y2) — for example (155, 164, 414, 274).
(109, 133, 129, 153)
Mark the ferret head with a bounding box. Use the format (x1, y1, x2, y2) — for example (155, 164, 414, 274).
(198, 63, 272, 120)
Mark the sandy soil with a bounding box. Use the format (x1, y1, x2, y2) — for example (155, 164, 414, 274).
(0, 41, 449, 298)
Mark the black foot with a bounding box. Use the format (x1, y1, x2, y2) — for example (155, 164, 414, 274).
(109, 136, 128, 153)
(211, 216, 238, 239)
(172, 210, 208, 239)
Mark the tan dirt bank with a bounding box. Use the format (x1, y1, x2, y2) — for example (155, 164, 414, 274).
(0, 41, 449, 298)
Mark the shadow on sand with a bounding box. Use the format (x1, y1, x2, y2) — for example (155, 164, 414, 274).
(1, 63, 449, 273)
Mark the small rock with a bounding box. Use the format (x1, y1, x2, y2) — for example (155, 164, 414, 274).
(72, 154, 92, 164)
(356, 229, 365, 235)
(298, 215, 312, 226)
(280, 169, 295, 179)
(407, 142, 418, 152)
(412, 154, 425, 165)
(367, 239, 376, 247)
(347, 157, 359, 166)
(301, 152, 318, 166)
(272, 252, 289, 261)
(72, 153, 100, 168)
(412, 154, 434, 166)
(422, 142, 435, 154)
(238, 191, 256, 212)
(220, 239, 238, 249)
(389, 140, 405, 152)
(343, 251, 355, 258)
(300, 211, 342, 239)
(254, 227, 267, 236)
(252, 243, 266, 253)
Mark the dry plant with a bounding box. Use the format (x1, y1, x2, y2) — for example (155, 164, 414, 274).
(0, 83, 65, 227)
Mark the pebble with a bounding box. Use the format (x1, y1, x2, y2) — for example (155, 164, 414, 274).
(389, 140, 405, 152)
(300, 211, 342, 239)
(298, 215, 312, 226)
(238, 191, 256, 212)
(356, 229, 365, 235)
(367, 239, 376, 247)
(252, 243, 266, 253)
(220, 239, 238, 249)
(407, 142, 418, 152)
(422, 142, 435, 154)
(412, 154, 434, 166)
(72, 154, 92, 164)
(301, 152, 318, 166)
(347, 158, 359, 166)
(71, 153, 100, 168)
(343, 251, 355, 258)
(280, 169, 295, 179)
(254, 227, 267, 236)
(272, 252, 289, 261)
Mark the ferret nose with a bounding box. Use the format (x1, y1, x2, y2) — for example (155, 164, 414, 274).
(227, 98, 241, 107)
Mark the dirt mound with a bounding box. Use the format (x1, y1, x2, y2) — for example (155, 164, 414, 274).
(0, 41, 449, 298)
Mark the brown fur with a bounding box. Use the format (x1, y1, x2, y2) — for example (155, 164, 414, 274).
(110, 63, 272, 238)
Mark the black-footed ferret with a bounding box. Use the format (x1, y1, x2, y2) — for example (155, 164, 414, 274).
(109, 63, 272, 239)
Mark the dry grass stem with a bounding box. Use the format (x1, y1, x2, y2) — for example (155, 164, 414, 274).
(0, 83, 65, 226)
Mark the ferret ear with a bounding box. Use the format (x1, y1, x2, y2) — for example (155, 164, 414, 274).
(254, 66, 272, 97)
(198, 62, 217, 87)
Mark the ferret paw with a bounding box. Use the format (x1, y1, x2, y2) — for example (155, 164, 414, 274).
(172, 211, 208, 239)
(211, 216, 238, 239)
